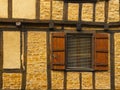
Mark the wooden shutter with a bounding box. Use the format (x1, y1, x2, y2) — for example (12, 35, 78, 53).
(94, 33, 109, 71)
(51, 32, 65, 70)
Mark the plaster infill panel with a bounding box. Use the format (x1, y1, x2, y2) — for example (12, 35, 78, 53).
(13, 0, 35, 19)
(0, 0, 8, 18)
(3, 31, 20, 69)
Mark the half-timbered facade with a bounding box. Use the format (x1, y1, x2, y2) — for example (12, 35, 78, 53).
(0, 0, 120, 90)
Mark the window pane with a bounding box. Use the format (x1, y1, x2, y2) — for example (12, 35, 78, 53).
(67, 34, 92, 69)
(3, 31, 20, 69)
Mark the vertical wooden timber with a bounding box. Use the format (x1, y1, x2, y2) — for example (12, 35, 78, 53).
(79, 73, 82, 90)
(92, 72, 95, 90)
(78, 3, 82, 21)
(63, 2, 68, 89)
(92, 2, 96, 87)
(64, 71, 67, 90)
(93, 3, 96, 22)
(105, 1, 109, 22)
(78, 3, 83, 89)
(0, 31, 3, 89)
(110, 33, 115, 90)
(50, 0, 53, 20)
(8, 0, 12, 18)
(63, 2, 68, 20)
(104, 0, 109, 30)
(119, 0, 120, 21)
(47, 31, 51, 90)
(36, 0, 40, 20)
(21, 30, 27, 90)
(20, 29, 23, 71)
(77, 3, 82, 31)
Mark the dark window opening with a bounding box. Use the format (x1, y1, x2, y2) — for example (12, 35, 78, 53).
(66, 33, 93, 70)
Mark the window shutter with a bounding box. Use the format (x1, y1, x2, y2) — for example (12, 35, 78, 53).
(51, 32, 65, 70)
(94, 33, 109, 71)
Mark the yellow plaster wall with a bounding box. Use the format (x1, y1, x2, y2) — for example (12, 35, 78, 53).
(12, 0, 35, 19)
(3, 31, 20, 69)
(0, 0, 8, 18)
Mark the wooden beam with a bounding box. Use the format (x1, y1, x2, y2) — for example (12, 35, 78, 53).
(93, 3, 96, 22)
(47, 31, 52, 90)
(110, 33, 115, 90)
(63, 71, 67, 90)
(63, 2, 68, 20)
(2, 69, 22, 73)
(21, 30, 27, 90)
(79, 73, 82, 90)
(8, 0, 12, 18)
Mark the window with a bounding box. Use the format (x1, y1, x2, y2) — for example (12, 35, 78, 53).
(66, 33, 93, 71)
(51, 32, 109, 71)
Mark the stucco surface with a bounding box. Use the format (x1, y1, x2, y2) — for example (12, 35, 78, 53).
(3, 31, 20, 69)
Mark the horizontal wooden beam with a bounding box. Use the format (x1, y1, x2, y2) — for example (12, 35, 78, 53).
(0, 19, 120, 29)
(1, 69, 23, 73)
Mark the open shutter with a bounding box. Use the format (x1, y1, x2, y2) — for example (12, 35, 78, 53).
(51, 32, 65, 70)
(94, 33, 109, 71)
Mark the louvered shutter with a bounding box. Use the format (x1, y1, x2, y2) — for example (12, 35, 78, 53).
(51, 32, 65, 70)
(94, 33, 109, 71)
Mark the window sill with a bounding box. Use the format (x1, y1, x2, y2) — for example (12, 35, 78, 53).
(66, 67, 94, 72)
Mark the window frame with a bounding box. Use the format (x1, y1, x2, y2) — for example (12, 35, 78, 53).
(51, 31, 109, 72)
(65, 32, 95, 72)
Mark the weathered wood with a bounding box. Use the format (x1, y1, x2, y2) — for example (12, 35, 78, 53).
(8, 0, 12, 18)
(50, 0, 53, 20)
(92, 72, 95, 90)
(93, 3, 96, 22)
(51, 32, 65, 70)
(94, 33, 109, 71)
(64, 71, 67, 90)
(79, 73, 82, 90)
(21, 30, 27, 90)
(36, 0, 40, 20)
(78, 3, 82, 21)
(63, 2, 68, 20)
(77, 3, 82, 31)
(110, 33, 115, 90)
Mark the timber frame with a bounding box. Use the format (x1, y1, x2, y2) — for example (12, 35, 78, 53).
(0, 0, 120, 90)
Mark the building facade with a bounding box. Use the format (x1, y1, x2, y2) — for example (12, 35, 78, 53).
(0, 0, 120, 90)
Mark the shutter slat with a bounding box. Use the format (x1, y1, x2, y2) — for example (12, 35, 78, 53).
(94, 33, 109, 71)
(51, 32, 65, 70)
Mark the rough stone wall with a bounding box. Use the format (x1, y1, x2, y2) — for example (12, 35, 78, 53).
(26, 31, 47, 90)
(0, 0, 120, 90)
(2, 73, 21, 89)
